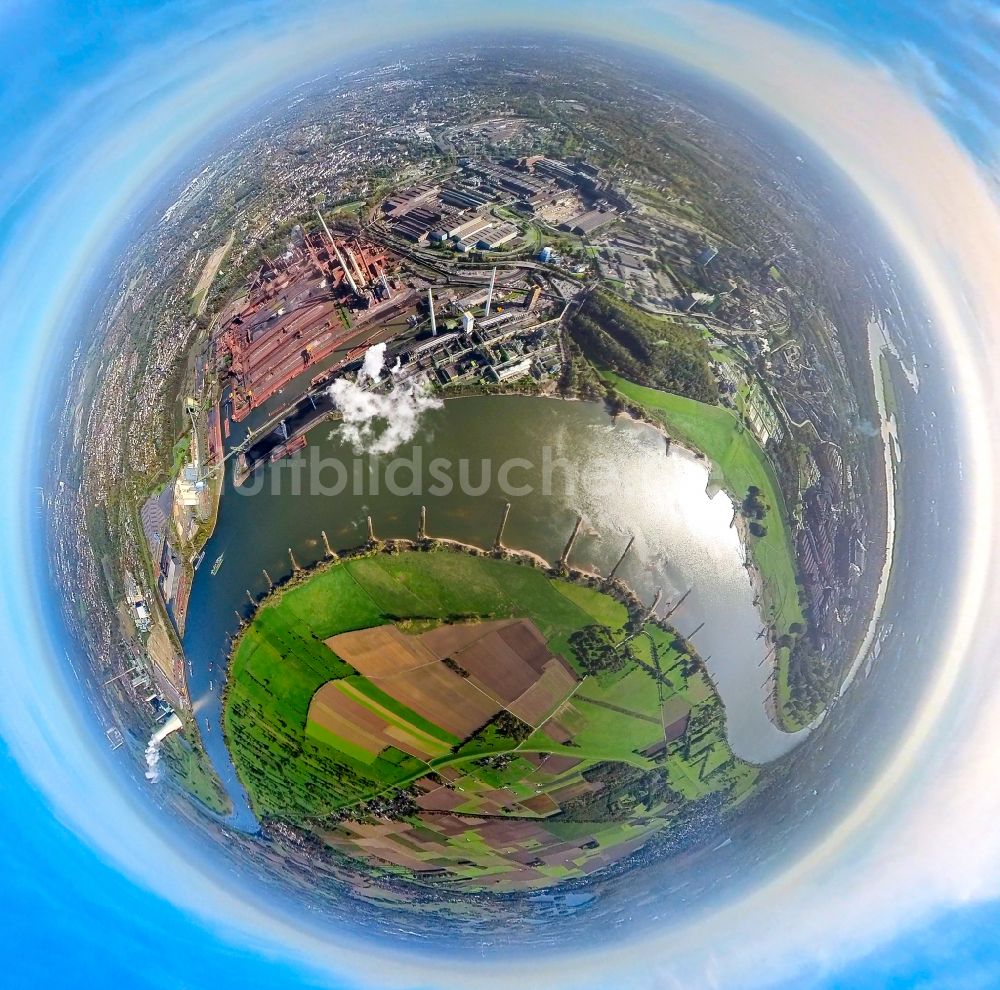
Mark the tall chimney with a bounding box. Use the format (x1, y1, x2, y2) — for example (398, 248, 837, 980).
(427, 286, 437, 336)
(485, 266, 497, 319)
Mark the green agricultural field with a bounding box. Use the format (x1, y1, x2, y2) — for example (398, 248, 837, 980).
(224, 548, 757, 891)
(225, 553, 599, 819)
(336, 676, 461, 749)
(553, 579, 629, 633)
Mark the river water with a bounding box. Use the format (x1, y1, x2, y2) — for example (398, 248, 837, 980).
(184, 395, 805, 827)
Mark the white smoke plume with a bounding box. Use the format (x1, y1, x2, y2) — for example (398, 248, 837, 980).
(144, 737, 162, 782)
(329, 344, 442, 456)
(358, 342, 387, 383)
(144, 713, 183, 784)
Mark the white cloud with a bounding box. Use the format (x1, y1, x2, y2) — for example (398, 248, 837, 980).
(895, 39, 959, 109)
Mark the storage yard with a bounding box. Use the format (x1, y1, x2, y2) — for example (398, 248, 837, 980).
(215, 226, 409, 422)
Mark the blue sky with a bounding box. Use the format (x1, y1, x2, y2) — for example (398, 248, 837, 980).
(823, 902, 1000, 990)
(3, 2, 1000, 988)
(0, 740, 322, 989)
(733, 0, 1000, 159)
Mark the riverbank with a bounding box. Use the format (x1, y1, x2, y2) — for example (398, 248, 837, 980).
(220, 540, 760, 889)
(835, 319, 899, 699)
(225, 532, 652, 675)
(597, 372, 804, 726)
(180, 389, 809, 835)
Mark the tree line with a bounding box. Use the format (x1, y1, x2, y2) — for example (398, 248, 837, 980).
(567, 290, 719, 403)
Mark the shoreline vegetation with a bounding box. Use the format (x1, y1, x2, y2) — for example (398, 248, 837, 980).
(190, 375, 808, 744)
(430, 384, 806, 731)
(595, 372, 809, 730)
(178, 286, 822, 825)
(220, 539, 760, 889)
(160, 711, 233, 816)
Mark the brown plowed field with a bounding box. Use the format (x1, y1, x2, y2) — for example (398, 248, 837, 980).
(324, 625, 438, 675)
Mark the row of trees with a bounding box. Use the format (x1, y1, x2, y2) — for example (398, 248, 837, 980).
(785, 641, 836, 724)
(560, 762, 679, 822)
(742, 484, 770, 538)
(569, 624, 630, 675)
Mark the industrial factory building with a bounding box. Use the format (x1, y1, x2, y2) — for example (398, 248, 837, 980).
(381, 156, 630, 250)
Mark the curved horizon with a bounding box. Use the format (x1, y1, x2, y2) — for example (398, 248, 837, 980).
(2, 3, 1000, 988)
